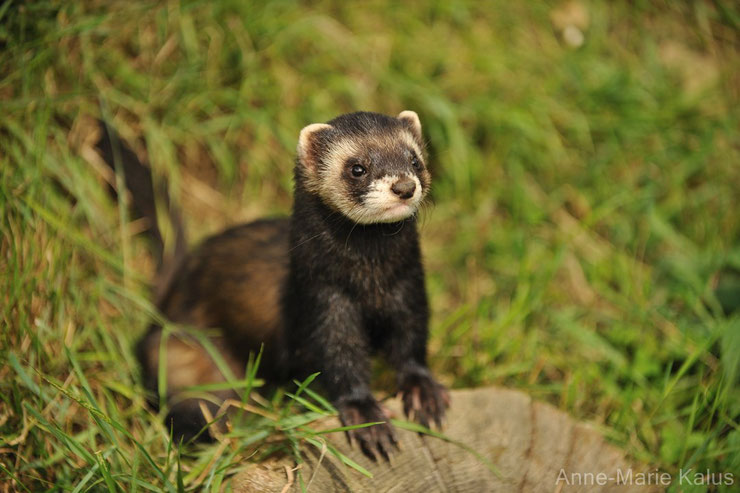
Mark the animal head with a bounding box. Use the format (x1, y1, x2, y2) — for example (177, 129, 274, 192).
(296, 111, 430, 224)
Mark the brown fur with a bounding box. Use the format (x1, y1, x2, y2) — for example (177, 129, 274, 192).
(132, 218, 291, 439)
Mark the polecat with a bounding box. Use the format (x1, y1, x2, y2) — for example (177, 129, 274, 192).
(98, 111, 449, 461)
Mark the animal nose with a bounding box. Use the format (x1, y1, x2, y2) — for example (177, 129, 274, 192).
(391, 178, 416, 199)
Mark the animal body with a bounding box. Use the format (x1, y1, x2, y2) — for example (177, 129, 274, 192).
(99, 111, 449, 460)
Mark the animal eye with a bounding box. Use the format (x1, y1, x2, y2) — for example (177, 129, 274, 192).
(351, 165, 367, 177)
(410, 153, 421, 168)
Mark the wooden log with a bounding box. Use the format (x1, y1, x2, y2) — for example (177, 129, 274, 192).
(232, 387, 663, 492)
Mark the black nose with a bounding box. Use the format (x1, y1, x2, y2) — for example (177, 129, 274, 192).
(391, 178, 416, 199)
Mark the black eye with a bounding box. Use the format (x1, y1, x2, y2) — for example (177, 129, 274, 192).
(410, 153, 420, 168)
(351, 164, 366, 177)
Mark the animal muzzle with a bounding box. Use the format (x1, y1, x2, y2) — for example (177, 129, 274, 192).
(391, 177, 417, 199)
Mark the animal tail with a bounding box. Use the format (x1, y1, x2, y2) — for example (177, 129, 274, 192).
(96, 123, 236, 444)
(95, 121, 187, 302)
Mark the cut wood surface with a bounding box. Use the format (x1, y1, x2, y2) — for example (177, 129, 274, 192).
(233, 387, 664, 492)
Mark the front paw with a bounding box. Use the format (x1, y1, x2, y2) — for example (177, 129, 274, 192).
(337, 395, 397, 462)
(398, 369, 450, 430)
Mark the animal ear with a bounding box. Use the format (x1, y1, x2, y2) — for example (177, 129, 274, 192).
(397, 110, 422, 142)
(297, 123, 332, 173)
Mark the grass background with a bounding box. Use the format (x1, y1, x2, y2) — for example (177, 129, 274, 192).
(2, 0, 739, 491)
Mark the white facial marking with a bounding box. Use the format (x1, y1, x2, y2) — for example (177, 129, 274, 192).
(314, 137, 362, 218)
(310, 131, 427, 225)
(397, 131, 423, 160)
(359, 173, 424, 224)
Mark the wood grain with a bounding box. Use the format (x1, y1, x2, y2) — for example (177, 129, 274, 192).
(232, 387, 663, 493)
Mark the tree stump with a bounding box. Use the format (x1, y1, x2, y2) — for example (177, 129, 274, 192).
(232, 387, 663, 492)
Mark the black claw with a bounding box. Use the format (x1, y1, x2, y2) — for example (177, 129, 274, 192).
(359, 437, 377, 462)
(399, 372, 450, 431)
(377, 442, 389, 461)
(338, 396, 399, 462)
(380, 425, 396, 461)
(389, 426, 398, 445)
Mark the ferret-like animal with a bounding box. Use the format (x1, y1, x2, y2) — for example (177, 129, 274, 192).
(98, 111, 449, 460)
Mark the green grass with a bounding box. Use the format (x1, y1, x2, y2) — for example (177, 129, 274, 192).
(2, 0, 739, 491)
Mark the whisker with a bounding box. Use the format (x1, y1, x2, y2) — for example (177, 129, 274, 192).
(289, 231, 324, 252)
(344, 220, 359, 248)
